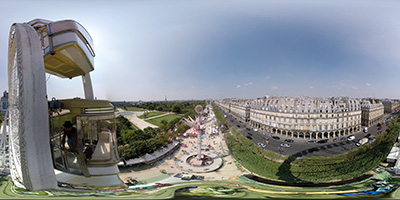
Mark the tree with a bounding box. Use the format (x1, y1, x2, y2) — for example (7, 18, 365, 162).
(148, 104, 155, 110)
(143, 127, 161, 137)
(172, 104, 181, 113)
(177, 124, 189, 133)
(121, 129, 136, 145)
(161, 120, 168, 125)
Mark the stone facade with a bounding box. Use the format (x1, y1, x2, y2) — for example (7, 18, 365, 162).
(215, 96, 363, 140)
(382, 100, 400, 114)
(361, 99, 384, 126)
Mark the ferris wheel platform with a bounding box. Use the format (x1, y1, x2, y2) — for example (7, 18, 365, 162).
(55, 169, 125, 187)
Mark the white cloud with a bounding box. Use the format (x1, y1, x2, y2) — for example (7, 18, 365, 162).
(309, 86, 314, 89)
(245, 82, 253, 86)
(236, 85, 241, 88)
(366, 83, 372, 86)
(352, 86, 359, 90)
(264, 76, 270, 80)
(272, 86, 278, 90)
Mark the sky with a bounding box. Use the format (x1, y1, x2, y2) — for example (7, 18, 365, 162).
(1, 0, 400, 101)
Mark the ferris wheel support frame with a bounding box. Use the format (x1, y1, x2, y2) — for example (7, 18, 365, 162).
(7, 23, 57, 190)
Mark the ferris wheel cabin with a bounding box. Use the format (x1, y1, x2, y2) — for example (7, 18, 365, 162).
(50, 98, 123, 186)
(29, 19, 95, 78)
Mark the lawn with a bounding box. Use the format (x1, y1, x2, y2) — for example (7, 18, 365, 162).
(145, 114, 183, 126)
(138, 111, 163, 119)
(125, 107, 145, 111)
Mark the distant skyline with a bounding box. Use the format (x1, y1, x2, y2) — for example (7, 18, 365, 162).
(1, 0, 400, 101)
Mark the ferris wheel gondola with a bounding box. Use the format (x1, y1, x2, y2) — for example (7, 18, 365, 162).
(7, 19, 123, 190)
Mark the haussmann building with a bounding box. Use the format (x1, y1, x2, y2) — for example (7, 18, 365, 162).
(215, 96, 385, 140)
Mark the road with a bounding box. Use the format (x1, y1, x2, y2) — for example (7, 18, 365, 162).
(216, 106, 398, 158)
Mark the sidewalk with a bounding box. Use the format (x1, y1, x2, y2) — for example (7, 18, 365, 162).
(116, 110, 158, 129)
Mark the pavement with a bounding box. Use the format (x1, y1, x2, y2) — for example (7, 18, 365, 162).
(144, 112, 170, 120)
(116, 108, 158, 129)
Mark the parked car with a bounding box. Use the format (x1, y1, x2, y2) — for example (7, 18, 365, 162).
(284, 139, 294, 143)
(247, 132, 253, 136)
(258, 142, 266, 148)
(317, 139, 328, 144)
(347, 135, 355, 141)
(378, 131, 382, 134)
(365, 133, 371, 138)
(272, 136, 280, 140)
(236, 125, 240, 128)
(254, 128, 258, 132)
(307, 140, 316, 144)
(280, 143, 291, 148)
(339, 137, 347, 140)
(356, 138, 368, 147)
(246, 136, 253, 140)
(192, 175, 204, 180)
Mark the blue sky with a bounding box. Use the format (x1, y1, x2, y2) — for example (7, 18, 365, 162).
(1, 0, 400, 101)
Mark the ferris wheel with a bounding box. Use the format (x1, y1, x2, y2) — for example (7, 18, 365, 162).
(5, 19, 122, 190)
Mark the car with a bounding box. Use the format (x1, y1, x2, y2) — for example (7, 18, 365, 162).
(246, 128, 251, 131)
(247, 132, 253, 136)
(272, 136, 280, 140)
(365, 133, 371, 138)
(258, 142, 266, 148)
(254, 128, 258, 132)
(339, 137, 347, 140)
(280, 143, 291, 148)
(173, 173, 183, 178)
(378, 131, 382, 134)
(347, 135, 355, 141)
(192, 175, 204, 180)
(284, 139, 294, 143)
(261, 143, 266, 148)
(246, 136, 253, 140)
(236, 125, 240, 128)
(317, 139, 328, 144)
(307, 140, 316, 144)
